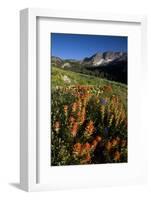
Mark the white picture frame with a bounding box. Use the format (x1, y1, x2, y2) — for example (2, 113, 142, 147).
(20, 8, 147, 192)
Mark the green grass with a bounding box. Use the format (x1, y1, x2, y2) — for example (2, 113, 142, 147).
(52, 67, 126, 87)
(51, 66, 127, 108)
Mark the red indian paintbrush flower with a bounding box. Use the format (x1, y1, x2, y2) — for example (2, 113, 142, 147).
(96, 136, 102, 142)
(72, 102, 77, 112)
(69, 116, 75, 124)
(80, 107, 86, 124)
(105, 141, 112, 151)
(114, 151, 121, 161)
(73, 143, 82, 155)
(85, 120, 95, 135)
(71, 122, 78, 137)
(83, 142, 91, 152)
(91, 139, 98, 148)
(111, 138, 118, 147)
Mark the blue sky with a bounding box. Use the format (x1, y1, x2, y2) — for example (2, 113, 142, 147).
(51, 33, 127, 60)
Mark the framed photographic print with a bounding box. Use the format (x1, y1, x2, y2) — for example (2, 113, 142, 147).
(20, 8, 147, 191)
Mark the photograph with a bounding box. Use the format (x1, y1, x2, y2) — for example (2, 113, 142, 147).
(51, 33, 128, 166)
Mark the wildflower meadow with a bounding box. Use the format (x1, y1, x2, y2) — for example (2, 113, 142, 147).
(51, 74, 127, 166)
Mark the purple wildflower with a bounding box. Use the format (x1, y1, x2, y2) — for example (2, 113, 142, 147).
(100, 98, 107, 105)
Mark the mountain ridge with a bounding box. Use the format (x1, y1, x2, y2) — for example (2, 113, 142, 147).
(82, 51, 127, 66)
(51, 51, 127, 84)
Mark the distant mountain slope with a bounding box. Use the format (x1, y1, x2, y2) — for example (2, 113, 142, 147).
(51, 51, 127, 84)
(82, 51, 127, 66)
(51, 56, 63, 67)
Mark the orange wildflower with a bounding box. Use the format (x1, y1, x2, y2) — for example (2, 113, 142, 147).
(85, 120, 95, 135)
(80, 107, 86, 124)
(83, 98, 87, 106)
(72, 102, 77, 112)
(105, 141, 112, 151)
(77, 100, 82, 111)
(73, 143, 82, 154)
(77, 111, 81, 118)
(83, 142, 91, 152)
(111, 138, 118, 147)
(114, 151, 120, 161)
(91, 139, 98, 148)
(69, 116, 75, 124)
(103, 85, 113, 93)
(71, 122, 78, 137)
(96, 136, 102, 142)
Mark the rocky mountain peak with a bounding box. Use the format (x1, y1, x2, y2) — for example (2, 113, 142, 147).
(82, 51, 127, 66)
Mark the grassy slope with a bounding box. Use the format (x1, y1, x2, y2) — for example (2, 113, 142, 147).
(51, 67, 127, 107)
